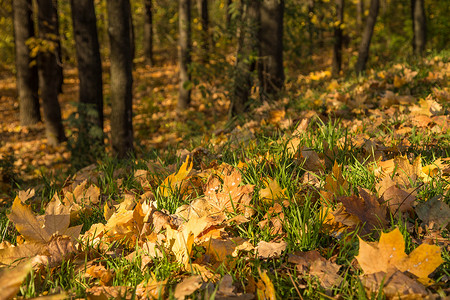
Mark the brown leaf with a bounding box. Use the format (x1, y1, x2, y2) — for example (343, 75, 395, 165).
(361, 270, 428, 299)
(256, 241, 287, 259)
(338, 188, 388, 232)
(415, 196, 450, 228)
(309, 260, 343, 289)
(381, 185, 415, 215)
(46, 235, 77, 267)
(0, 243, 44, 266)
(8, 196, 50, 243)
(174, 275, 203, 300)
(0, 260, 32, 299)
(86, 286, 134, 300)
(85, 265, 114, 286)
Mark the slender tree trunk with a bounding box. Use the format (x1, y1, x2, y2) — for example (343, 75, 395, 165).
(411, 0, 426, 55)
(197, 0, 209, 62)
(107, 0, 134, 158)
(13, 0, 40, 126)
(70, 0, 103, 136)
(230, 0, 259, 117)
(55, 7, 63, 94)
(258, 0, 284, 98)
(355, 0, 379, 73)
(357, 0, 365, 30)
(225, 0, 232, 29)
(37, 0, 66, 145)
(332, 0, 345, 75)
(128, 1, 135, 63)
(178, 0, 192, 110)
(144, 0, 153, 66)
(307, 0, 315, 56)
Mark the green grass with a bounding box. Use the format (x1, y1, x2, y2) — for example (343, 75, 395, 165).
(1, 54, 449, 299)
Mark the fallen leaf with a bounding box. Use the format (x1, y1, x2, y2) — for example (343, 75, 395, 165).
(86, 286, 134, 300)
(381, 185, 415, 215)
(415, 196, 450, 228)
(160, 155, 193, 197)
(361, 270, 428, 299)
(256, 241, 287, 259)
(309, 259, 343, 289)
(356, 228, 443, 281)
(256, 269, 276, 300)
(174, 275, 203, 300)
(260, 178, 286, 204)
(0, 260, 32, 299)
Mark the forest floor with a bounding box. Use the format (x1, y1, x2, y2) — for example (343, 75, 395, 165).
(0, 52, 449, 299)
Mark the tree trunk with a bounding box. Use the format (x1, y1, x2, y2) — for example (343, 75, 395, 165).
(144, 0, 153, 66)
(128, 1, 135, 63)
(37, 0, 66, 145)
(13, 0, 40, 126)
(70, 0, 103, 136)
(259, 0, 284, 98)
(197, 0, 209, 62)
(307, 0, 314, 56)
(332, 0, 345, 75)
(178, 0, 192, 110)
(357, 0, 365, 31)
(230, 0, 259, 117)
(411, 0, 426, 56)
(55, 7, 63, 94)
(107, 0, 134, 158)
(355, 0, 379, 73)
(225, 0, 232, 29)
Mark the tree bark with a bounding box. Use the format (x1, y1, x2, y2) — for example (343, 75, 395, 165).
(70, 0, 103, 136)
(144, 0, 153, 66)
(197, 0, 209, 62)
(178, 0, 192, 110)
(128, 1, 135, 63)
(230, 0, 259, 117)
(107, 0, 134, 158)
(37, 0, 66, 145)
(355, 0, 379, 73)
(411, 0, 426, 56)
(13, 0, 41, 126)
(357, 0, 365, 31)
(332, 0, 345, 75)
(259, 0, 285, 98)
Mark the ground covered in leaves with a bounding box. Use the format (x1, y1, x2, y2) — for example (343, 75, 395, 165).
(0, 54, 450, 299)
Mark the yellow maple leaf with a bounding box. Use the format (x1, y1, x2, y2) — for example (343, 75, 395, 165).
(159, 155, 193, 197)
(260, 178, 286, 204)
(356, 228, 443, 282)
(256, 269, 276, 300)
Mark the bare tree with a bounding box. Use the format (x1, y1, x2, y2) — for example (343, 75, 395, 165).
(411, 0, 426, 55)
(332, 0, 345, 75)
(144, 0, 153, 66)
(107, 0, 134, 157)
(355, 0, 379, 73)
(13, 0, 40, 126)
(259, 0, 284, 98)
(230, 0, 259, 116)
(37, 0, 66, 145)
(178, 0, 192, 110)
(70, 0, 103, 136)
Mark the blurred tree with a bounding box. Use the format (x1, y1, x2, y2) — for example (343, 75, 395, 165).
(144, 0, 153, 66)
(107, 0, 134, 157)
(357, 0, 365, 31)
(197, 0, 210, 62)
(355, 0, 379, 73)
(70, 0, 103, 136)
(259, 0, 285, 98)
(411, 0, 426, 55)
(225, 0, 232, 28)
(129, 1, 135, 62)
(230, 0, 259, 116)
(13, 0, 40, 126)
(332, 0, 345, 75)
(37, 0, 66, 145)
(178, 0, 192, 110)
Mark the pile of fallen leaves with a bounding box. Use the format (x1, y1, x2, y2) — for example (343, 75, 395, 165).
(1, 143, 449, 299)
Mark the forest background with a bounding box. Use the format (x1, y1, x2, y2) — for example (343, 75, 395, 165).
(0, 0, 449, 299)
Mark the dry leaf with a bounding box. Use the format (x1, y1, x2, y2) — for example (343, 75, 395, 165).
(256, 269, 276, 300)
(256, 241, 287, 259)
(415, 196, 450, 228)
(0, 260, 32, 299)
(309, 260, 343, 289)
(381, 186, 415, 215)
(356, 228, 443, 281)
(260, 178, 286, 204)
(160, 155, 193, 197)
(174, 275, 203, 300)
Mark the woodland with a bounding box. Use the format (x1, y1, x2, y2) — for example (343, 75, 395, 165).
(0, 0, 449, 299)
